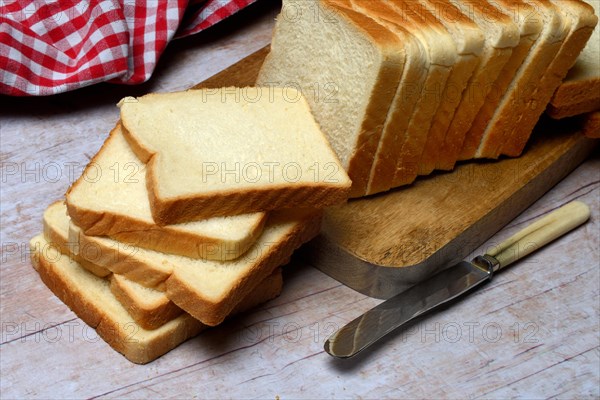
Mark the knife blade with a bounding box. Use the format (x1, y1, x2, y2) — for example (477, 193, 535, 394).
(324, 201, 591, 358)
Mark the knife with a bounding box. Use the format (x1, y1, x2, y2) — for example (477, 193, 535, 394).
(324, 201, 591, 358)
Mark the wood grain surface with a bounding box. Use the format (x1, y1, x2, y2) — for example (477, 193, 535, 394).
(1, 2, 599, 398)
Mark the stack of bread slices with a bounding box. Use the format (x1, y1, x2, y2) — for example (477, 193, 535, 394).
(30, 87, 351, 364)
(257, 0, 598, 196)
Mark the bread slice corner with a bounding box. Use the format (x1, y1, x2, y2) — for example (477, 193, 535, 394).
(43, 200, 111, 278)
(165, 207, 322, 326)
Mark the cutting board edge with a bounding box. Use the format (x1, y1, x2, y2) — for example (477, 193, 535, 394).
(304, 135, 596, 299)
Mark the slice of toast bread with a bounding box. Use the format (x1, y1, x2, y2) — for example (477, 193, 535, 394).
(66, 125, 267, 261)
(30, 235, 281, 364)
(475, 0, 573, 158)
(437, 0, 520, 170)
(119, 87, 351, 218)
(416, 0, 484, 176)
(460, 0, 544, 160)
(384, 0, 457, 188)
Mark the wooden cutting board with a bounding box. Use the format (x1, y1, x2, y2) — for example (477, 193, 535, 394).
(196, 46, 597, 299)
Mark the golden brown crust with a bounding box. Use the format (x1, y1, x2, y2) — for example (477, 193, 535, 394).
(547, 96, 600, 119)
(109, 275, 184, 330)
(351, 1, 425, 195)
(460, 35, 538, 160)
(419, 55, 480, 176)
(548, 76, 600, 118)
(459, 0, 543, 160)
(417, 0, 484, 176)
(43, 202, 112, 278)
(439, 48, 513, 170)
(70, 223, 172, 289)
(386, 0, 456, 188)
(582, 111, 600, 138)
(147, 163, 343, 224)
(165, 209, 322, 326)
(473, 0, 565, 158)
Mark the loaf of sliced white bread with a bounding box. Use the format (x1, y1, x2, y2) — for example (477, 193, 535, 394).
(548, 0, 599, 118)
(257, 0, 597, 196)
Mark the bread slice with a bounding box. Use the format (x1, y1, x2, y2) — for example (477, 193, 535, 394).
(384, 0, 456, 188)
(337, 1, 425, 195)
(460, 0, 545, 160)
(70, 207, 321, 326)
(436, 0, 520, 170)
(66, 125, 267, 261)
(43, 201, 111, 278)
(474, 0, 574, 158)
(415, 0, 484, 176)
(30, 235, 281, 364)
(548, 93, 600, 118)
(498, 0, 598, 156)
(118, 87, 351, 220)
(548, 0, 599, 119)
(109, 269, 282, 331)
(257, 0, 404, 197)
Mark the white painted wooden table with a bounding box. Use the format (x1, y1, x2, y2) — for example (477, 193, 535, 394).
(1, 2, 599, 398)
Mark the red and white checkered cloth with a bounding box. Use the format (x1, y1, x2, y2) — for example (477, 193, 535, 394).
(0, 0, 258, 96)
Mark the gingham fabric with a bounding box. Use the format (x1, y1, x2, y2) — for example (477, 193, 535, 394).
(0, 0, 258, 96)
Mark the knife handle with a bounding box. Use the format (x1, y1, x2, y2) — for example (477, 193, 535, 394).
(485, 201, 590, 270)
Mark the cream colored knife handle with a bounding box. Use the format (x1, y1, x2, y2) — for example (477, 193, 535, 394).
(486, 201, 590, 269)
